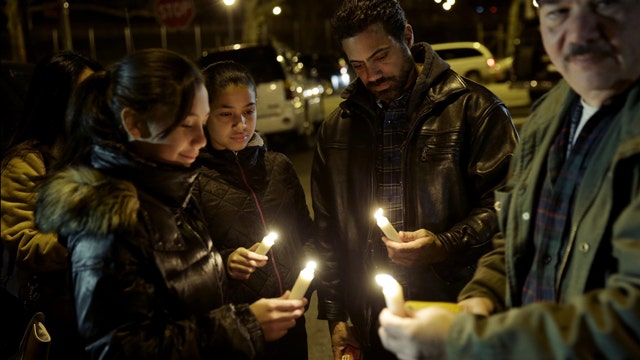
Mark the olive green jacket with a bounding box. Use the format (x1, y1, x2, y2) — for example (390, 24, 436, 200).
(450, 80, 640, 358)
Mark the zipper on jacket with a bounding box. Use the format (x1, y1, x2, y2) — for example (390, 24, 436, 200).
(234, 154, 284, 295)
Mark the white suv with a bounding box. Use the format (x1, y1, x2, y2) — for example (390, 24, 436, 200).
(430, 42, 496, 83)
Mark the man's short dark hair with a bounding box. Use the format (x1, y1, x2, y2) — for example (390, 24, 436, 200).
(331, 0, 407, 45)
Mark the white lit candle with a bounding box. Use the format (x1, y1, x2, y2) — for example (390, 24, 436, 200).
(254, 232, 278, 255)
(374, 208, 400, 242)
(375, 273, 406, 316)
(289, 261, 317, 299)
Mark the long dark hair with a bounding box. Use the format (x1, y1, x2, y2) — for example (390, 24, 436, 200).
(56, 48, 205, 169)
(2, 51, 102, 170)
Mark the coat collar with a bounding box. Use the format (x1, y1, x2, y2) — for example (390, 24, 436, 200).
(90, 141, 199, 209)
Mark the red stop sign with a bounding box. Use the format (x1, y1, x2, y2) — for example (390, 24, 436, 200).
(154, 0, 195, 29)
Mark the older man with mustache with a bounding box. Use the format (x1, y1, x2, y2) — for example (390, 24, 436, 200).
(377, 0, 640, 359)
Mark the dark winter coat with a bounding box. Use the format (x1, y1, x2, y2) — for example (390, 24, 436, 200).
(193, 134, 313, 359)
(34, 142, 264, 359)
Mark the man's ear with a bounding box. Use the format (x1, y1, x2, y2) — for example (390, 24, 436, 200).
(121, 107, 150, 140)
(403, 24, 414, 49)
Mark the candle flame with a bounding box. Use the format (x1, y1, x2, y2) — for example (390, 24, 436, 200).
(305, 261, 317, 270)
(375, 273, 396, 288)
(374, 208, 384, 220)
(263, 232, 278, 245)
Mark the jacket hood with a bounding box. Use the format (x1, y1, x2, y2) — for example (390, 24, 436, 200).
(35, 141, 200, 237)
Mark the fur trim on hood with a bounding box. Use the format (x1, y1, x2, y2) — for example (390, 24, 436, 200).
(247, 132, 264, 148)
(35, 166, 139, 237)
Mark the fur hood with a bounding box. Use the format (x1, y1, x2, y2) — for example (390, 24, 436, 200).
(35, 166, 139, 237)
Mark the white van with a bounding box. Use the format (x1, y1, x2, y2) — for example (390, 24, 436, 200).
(430, 42, 496, 83)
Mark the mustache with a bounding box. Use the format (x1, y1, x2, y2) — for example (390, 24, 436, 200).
(564, 43, 612, 61)
(368, 77, 388, 87)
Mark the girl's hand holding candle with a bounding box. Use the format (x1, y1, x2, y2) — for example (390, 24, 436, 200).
(374, 208, 400, 242)
(289, 261, 317, 299)
(254, 231, 278, 255)
(375, 273, 406, 316)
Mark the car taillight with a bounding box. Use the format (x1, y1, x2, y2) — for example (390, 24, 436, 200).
(486, 58, 496, 68)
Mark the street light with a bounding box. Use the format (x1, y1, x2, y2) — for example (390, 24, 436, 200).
(223, 0, 235, 44)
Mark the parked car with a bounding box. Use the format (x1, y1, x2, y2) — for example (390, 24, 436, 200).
(509, 18, 562, 102)
(199, 43, 324, 149)
(431, 41, 496, 83)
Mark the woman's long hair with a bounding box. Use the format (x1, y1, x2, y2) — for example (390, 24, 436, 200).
(56, 48, 205, 169)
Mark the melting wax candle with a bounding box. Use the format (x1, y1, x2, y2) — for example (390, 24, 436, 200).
(375, 273, 406, 316)
(290, 261, 316, 299)
(254, 232, 278, 255)
(374, 208, 400, 242)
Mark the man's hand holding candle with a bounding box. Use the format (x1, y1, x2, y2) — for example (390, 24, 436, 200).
(378, 305, 456, 360)
(381, 228, 446, 267)
(227, 243, 268, 280)
(376, 273, 468, 359)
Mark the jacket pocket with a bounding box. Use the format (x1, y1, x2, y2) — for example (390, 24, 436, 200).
(416, 130, 462, 162)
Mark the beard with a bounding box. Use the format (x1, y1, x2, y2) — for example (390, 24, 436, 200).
(366, 52, 416, 104)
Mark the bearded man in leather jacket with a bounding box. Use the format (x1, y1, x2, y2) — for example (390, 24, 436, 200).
(311, 1, 519, 359)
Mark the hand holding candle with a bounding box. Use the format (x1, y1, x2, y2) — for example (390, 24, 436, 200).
(374, 208, 400, 242)
(375, 273, 406, 316)
(289, 261, 316, 299)
(254, 232, 278, 255)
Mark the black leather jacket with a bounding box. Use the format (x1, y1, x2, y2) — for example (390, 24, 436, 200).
(34, 142, 264, 359)
(311, 42, 518, 345)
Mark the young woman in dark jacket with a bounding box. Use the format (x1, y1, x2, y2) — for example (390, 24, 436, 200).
(193, 61, 314, 359)
(33, 49, 306, 359)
